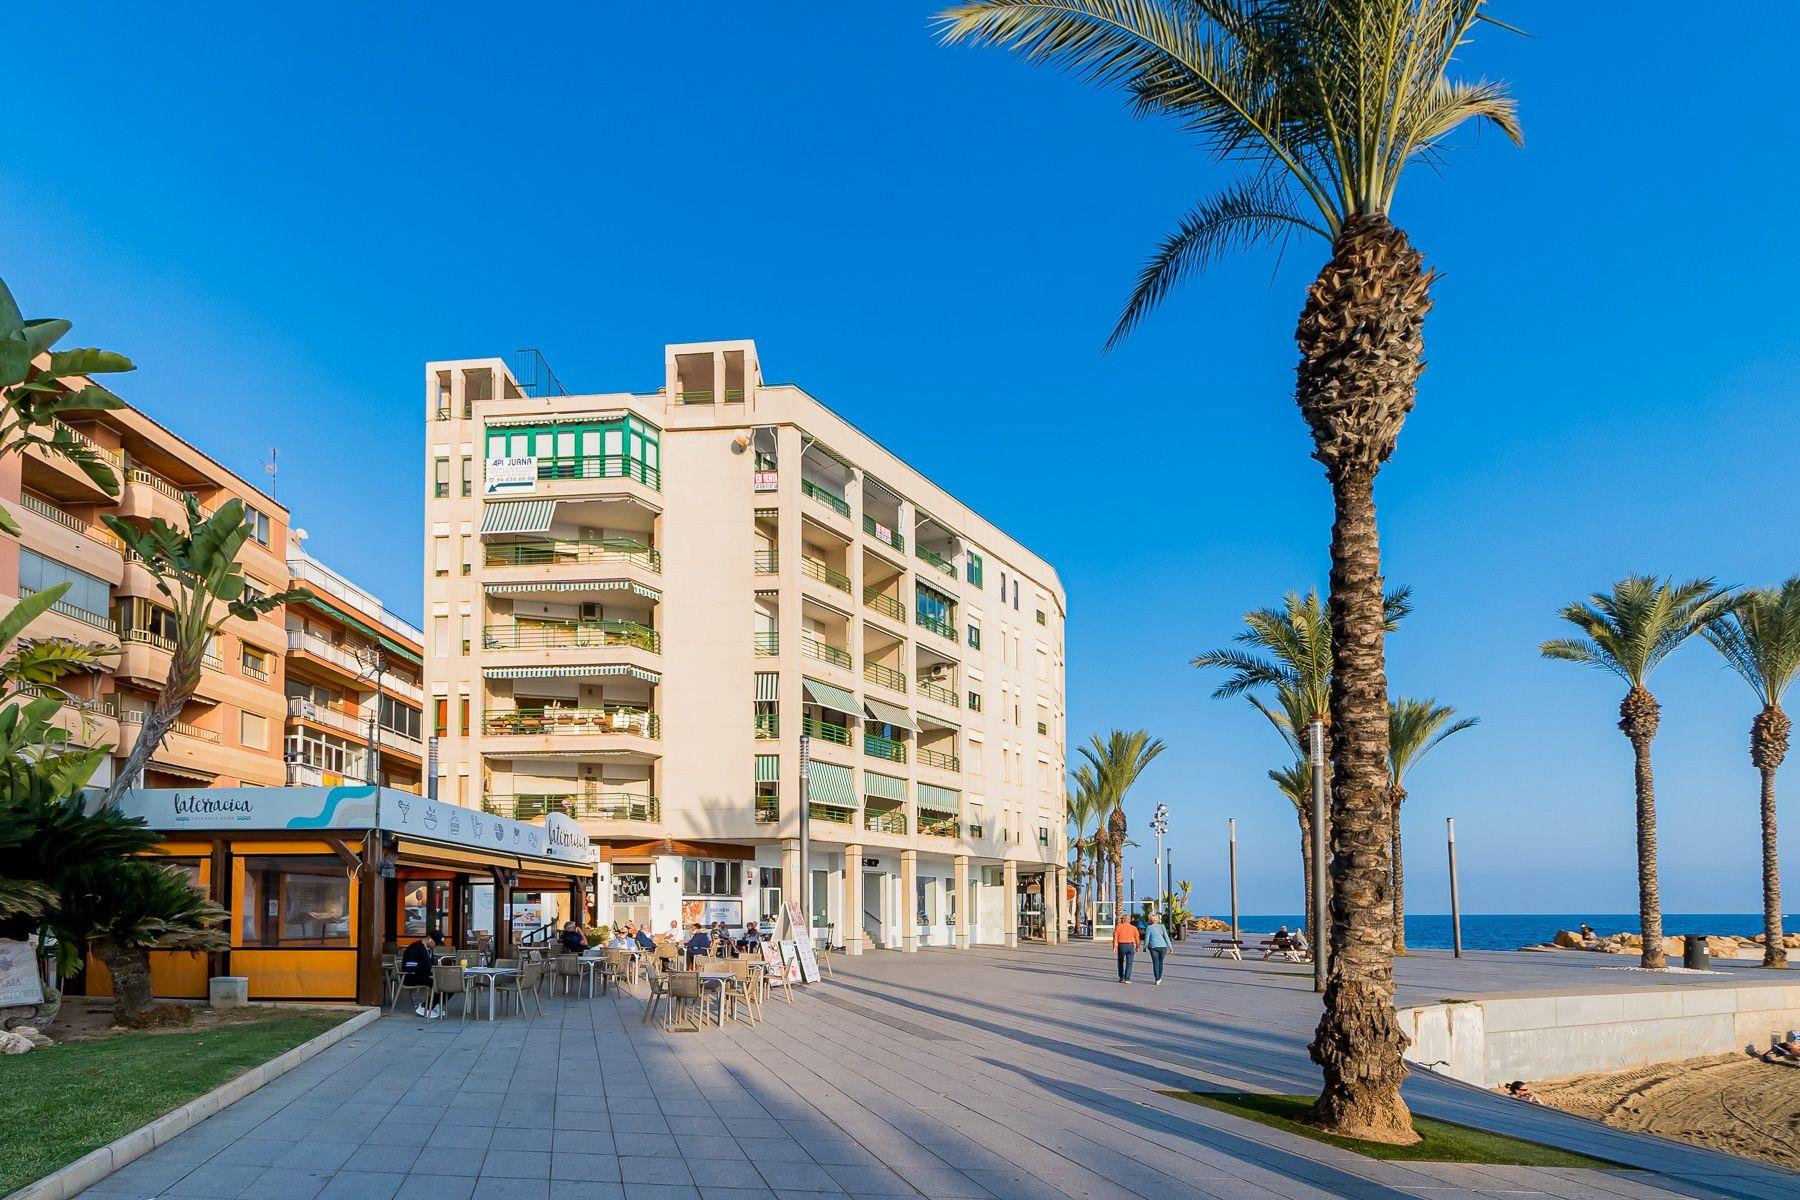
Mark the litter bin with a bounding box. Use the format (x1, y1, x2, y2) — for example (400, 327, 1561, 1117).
(1682, 934, 1709, 971)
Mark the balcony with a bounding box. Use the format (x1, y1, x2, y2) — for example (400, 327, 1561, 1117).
(863, 661, 905, 693)
(754, 549, 778, 575)
(482, 706, 660, 739)
(484, 792, 661, 823)
(864, 808, 906, 835)
(801, 477, 849, 518)
(754, 711, 779, 740)
(808, 803, 854, 825)
(801, 714, 851, 747)
(800, 556, 851, 594)
(754, 632, 779, 657)
(800, 635, 851, 670)
(286, 762, 356, 788)
(864, 732, 907, 765)
(920, 814, 960, 838)
(755, 795, 779, 823)
(917, 679, 958, 709)
(917, 746, 960, 772)
(17, 586, 118, 637)
(482, 619, 660, 654)
(117, 708, 220, 744)
(917, 546, 957, 578)
(486, 537, 661, 573)
(287, 557, 424, 645)
(533, 454, 660, 492)
(18, 492, 124, 552)
(863, 588, 904, 624)
(287, 696, 363, 736)
(915, 612, 955, 641)
(862, 515, 904, 552)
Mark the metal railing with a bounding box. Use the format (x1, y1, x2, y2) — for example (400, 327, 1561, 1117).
(801, 556, 851, 593)
(287, 629, 370, 674)
(917, 546, 956, 577)
(863, 661, 905, 693)
(917, 746, 961, 772)
(801, 477, 849, 517)
(863, 588, 904, 622)
(287, 557, 424, 644)
(754, 549, 779, 574)
(53, 420, 123, 468)
(863, 514, 904, 551)
(754, 711, 779, 740)
(482, 706, 660, 738)
(241, 660, 270, 682)
(801, 635, 851, 670)
(920, 816, 960, 838)
(754, 632, 780, 656)
(21, 685, 118, 718)
(117, 708, 220, 743)
(864, 808, 906, 835)
(865, 733, 907, 764)
(532, 455, 660, 491)
(801, 714, 851, 746)
(18, 492, 124, 550)
(17, 586, 117, 634)
(809, 804, 855, 825)
(482, 619, 660, 653)
(484, 793, 660, 822)
(917, 679, 958, 708)
(915, 612, 955, 641)
(755, 795, 779, 823)
(485, 537, 661, 573)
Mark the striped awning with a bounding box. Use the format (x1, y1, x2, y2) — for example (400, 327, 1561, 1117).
(863, 697, 918, 733)
(806, 760, 856, 809)
(755, 754, 780, 783)
(486, 412, 625, 429)
(485, 580, 661, 601)
(483, 664, 661, 684)
(917, 784, 961, 814)
(755, 673, 779, 702)
(864, 772, 905, 802)
(480, 499, 556, 535)
(802, 677, 858, 716)
(917, 711, 960, 732)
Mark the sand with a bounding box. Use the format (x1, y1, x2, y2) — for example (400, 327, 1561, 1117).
(1531, 1052, 1800, 1170)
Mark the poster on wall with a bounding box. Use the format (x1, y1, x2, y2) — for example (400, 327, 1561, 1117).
(768, 941, 800, 985)
(0, 937, 43, 1008)
(681, 898, 744, 928)
(613, 874, 650, 904)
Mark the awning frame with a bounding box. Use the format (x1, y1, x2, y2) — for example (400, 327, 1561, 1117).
(863, 697, 919, 732)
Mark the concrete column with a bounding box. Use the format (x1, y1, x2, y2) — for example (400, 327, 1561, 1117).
(954, 855, 970, 949)
(1003, 858, 1019, 948)
(845, 845, 864, 955)
(1049, 866, 1065, 945)
(900, 849, 918, 953)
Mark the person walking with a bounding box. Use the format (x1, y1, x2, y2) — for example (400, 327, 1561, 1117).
(1112, 913, 1141, 983)
(1144, 911, 1172, 986)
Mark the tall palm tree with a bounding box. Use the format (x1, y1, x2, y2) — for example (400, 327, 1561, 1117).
(1078, 731, 1167, 922)
(1542, 575, 1730, 969)
(1704, 580, 1800, 969)
(937, 3, 1519, 1140)
(1066, 768, 1106, 931)
(1387, 698, 1477, 954)
(1269, 760, 1319, 935)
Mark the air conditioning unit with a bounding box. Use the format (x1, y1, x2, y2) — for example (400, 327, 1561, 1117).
(580, 603, 601, 620)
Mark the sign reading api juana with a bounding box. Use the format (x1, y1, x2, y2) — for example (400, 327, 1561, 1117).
(117, 786, 593, 867)
(485, 456, 537, 496)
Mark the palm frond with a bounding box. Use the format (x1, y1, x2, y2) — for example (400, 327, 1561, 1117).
(1704, 577, 1800, 706)
(1542, 575, 1731, 688)
(1388, 696, 1477, 785)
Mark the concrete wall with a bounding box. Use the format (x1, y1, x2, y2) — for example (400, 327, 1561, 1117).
(1400, 982, 1800, 1085)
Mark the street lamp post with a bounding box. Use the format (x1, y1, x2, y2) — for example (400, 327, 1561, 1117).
(1228, 817, 1239, 945)
(1447, 817, 1463, 959)
(1149, 803, 1169, 925)
(1309, 717, 1329, 995)
(798, 734, 812, 934)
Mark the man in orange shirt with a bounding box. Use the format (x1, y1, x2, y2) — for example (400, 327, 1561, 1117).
(1112, 915, 1141, 983)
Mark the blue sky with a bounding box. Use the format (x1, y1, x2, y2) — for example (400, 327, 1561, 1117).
(8, 6, 1796, 917)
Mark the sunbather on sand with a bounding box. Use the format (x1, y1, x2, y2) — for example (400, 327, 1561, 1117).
(1758, 1034, 1800, 1064)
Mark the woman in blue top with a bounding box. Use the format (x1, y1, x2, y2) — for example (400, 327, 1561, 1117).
(1143, 911, 1173, 986)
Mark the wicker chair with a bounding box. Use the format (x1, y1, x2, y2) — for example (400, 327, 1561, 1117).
(722, 958, 759, 1025)
(430, 963, 474, 1022)
(601, 949, 632, 996)
(493, 961, 544, 1018)
(661, 970, 704, 1031)
(554, 954, 588, 998)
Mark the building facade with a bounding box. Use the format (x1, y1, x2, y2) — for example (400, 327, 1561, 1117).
(425, 341, 1068, 952)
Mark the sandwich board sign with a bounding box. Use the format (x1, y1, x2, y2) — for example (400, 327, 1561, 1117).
(764, 941, 798, 986)
(792, 938, 821, 984)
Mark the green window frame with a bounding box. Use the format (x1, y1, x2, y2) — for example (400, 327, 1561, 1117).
(483, 415, 663, 487)
(969, 691, 983, 712)
(967, 622, 981, 649)
(966, 551, 983, 587)
(433, 457, 449, 498)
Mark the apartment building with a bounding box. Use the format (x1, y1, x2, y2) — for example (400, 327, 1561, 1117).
(283, 538, 427, 794)
(0, 395, 291, 788)
(426, 341, 1068, 953)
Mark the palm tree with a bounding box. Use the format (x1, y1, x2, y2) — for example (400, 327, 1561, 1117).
(1704, 580, 1800, 969)
(1078, 731, 1167, 921)
(937, 3, 1519, 1140)
(1387, 698, 1477, 954)
(62, 858, 228, 1023)
(1542, 575, 1730, 969)
(1269, 760, 1319, 935)
(1065, 771, 1106, 932)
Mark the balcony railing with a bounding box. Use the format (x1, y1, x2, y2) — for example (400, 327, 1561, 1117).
(915, 612, 955, 641)
(121, 626, 176, 653)
(754, 632, 779, 656)
(917, 746, 961, 772)
(865, 732, 907, 764)
(482, 619, 660, 653)
(863, 588, 904, 623)
(863, 661, 905, 693)
(801, 634, 851, 670)
(808, 803, 854, 824)
(484, 793, 660, 822)
(125, 466, 201, 506)
(287, 629, 371, 675)
(801, 556, 851, 593)
(241, 660, 271, 682)
(864, 808, 906, 835)
(287, 696, 362, 736)
(53, 420, 123, 468)
(287, 557, 424, 644)
(801, 477, 849, 518)
(18, 586, 117, 634)
(754, 711, 779, 740)
(801, 714, 851, 746)
(755, 794, 779, 823)
(117, 708, 220, 743)
(917, 546, 956, 577)
(18, 492, 124, 551)
(533, 455, 660, 491)
(482, 706, 660, 739)
(863, 515, 904, 551)
(917, 680, 958, 708)
(920, 815, 960, 838)
(754, 549, 779, 574)
(485, 537, 661, 573)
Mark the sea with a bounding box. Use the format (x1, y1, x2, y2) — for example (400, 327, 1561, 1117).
(1226, 913, 1800, 953)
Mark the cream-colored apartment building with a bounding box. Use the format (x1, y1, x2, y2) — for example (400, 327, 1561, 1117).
(425, 341, 1068, 952)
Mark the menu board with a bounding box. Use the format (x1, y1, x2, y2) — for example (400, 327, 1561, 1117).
(764, 941, 797, 986)
(0, 937, 42, 1008)
(774, 940, 806, 985)
(793, 938, 821, 984)
(782, 899, 810, 940)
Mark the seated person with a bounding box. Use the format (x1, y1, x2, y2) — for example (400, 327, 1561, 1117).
(608, 924, 638, 950)
(737, 921, 765, 952)
(655, 920, 681, 945)
(402, 928, 444, 1019)
(710, 921, 735, 956)
(559, 921, 588, 954)
(634, 924, 656, 950)
(1760, 1033, 1800, 1063)
(685, 923, 713, 958)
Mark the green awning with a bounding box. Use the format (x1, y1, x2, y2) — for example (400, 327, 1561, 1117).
(802, 677, 858, 716)
(755, 754, 780, 783)
(295, 594, 423, 668)
(483, 664, 661, 683)
(480, 499, 556, 535)
(864, 773, 905, 802)
(806, 760, 856, 809)
(918, 784, 960, 814)
(863, 697, 917, 732)
(755, 673, 779, 702)
(485, 579, 661, 601)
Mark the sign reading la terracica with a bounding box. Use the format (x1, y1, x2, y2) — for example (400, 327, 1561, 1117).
(116, 786, 594, 867)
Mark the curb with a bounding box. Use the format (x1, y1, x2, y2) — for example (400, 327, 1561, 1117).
(5, 1006, 381, 1200)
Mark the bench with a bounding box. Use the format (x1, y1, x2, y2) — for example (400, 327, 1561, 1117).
(1208, 938, 1245, 961)
(1258, 936, 1310, 962)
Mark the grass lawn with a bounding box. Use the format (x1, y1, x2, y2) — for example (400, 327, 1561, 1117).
(1167, 1092, 1628, 1169)
(0, 1011, 350, 1195)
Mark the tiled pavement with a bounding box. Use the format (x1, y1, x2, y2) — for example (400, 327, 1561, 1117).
(74, 943, 1799, 1200)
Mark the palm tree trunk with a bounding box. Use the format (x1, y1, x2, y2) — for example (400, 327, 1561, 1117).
(1621, 688, 1664, 969)
(1108, 806, 1127, 922)
(92, 935, 155, 1024)
(103, 646, 204, 806)
(1392, 790, 1407, 955)
(1298, 809, 1315, 939)
(1752, 704, 1788, 968)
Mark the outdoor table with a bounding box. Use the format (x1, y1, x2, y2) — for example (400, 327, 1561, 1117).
(569, 956, 600, 998)
(460, 965, 520, 1021)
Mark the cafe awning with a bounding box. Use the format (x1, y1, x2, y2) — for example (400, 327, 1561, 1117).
(392, 837, 520, 873)
(480, 499, 557, 535)
(484, 664, 662, 684)
(863, 697, 918, 732)
(806, 760, 856, 809)
(917, 784, 961, 814)
(802, 677, 858, 716)
(485, 579, 661, 602)
(863, 772, 905, 802)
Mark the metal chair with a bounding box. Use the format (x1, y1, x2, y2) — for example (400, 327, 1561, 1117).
(390, 963, 433, 1014)
(493, 962, 544, 1018)
(555, 954, 588, 998)
(662, 971, 704, 1031)
(430, 963, 474, 1022)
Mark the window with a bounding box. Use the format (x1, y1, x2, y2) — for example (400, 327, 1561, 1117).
(967, 741, 984, 773)
(239, 711, 267, 749)
(18, 549, 110, 621)
(966, 551, 983, 587)
(379, 696, 421, 741)
(433, 537, 450, 577)
(244, 505, 271, 547)
(1012, 579, 1020, 610)
(284, 726, 367, 779)
(967, 622, 981, 650)
(682, 859, 743, 897)
(483, 415, 662, 488)
(460, 456, 472, 497)
(1038, 827, 1051, 848)
(458, 695, 470, 737)
(242, 581, 267, 606)
(433, 698, 448, 738)
(241, 644, 271, 681)
(239, 856, 351, 947)
(1036, 609, 1046, 626)
(968, 691, 982, 712)
(400, 880, 450, 938)
(460, 614, 471, 656)
(432, 615, 449, 657)
(433, 457, 449, 498)
(117, 596, 179, 643)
